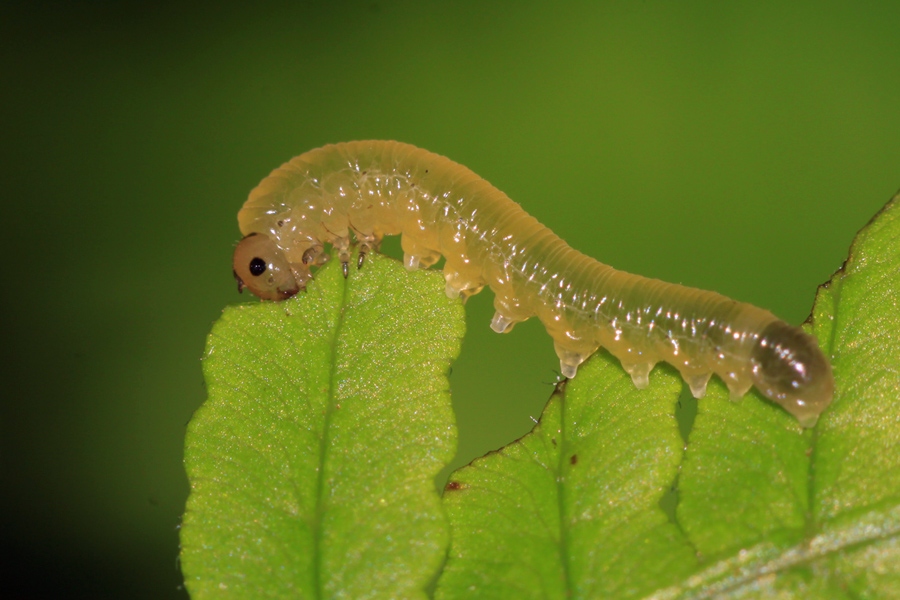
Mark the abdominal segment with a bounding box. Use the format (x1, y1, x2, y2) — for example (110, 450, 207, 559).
(237, 140, 834, 427)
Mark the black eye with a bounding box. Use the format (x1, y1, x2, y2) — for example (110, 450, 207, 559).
(249, 257, 267, 276)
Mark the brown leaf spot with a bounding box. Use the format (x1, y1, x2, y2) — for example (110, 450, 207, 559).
(444, 481, 465, 492)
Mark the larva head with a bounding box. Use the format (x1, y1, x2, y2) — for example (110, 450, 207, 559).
(750, 321, 834, 428)
(232, 233, 301, 300)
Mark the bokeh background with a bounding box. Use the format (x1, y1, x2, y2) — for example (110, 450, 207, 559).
(2, 1, 898, 598)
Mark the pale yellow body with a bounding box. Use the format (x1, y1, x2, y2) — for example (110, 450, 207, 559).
(234, 141, 833, 427)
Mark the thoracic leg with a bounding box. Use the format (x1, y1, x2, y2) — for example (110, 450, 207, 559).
(355, 232, 382, 270)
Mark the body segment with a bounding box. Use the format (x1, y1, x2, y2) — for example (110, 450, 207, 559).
(233, 141, 833, 427)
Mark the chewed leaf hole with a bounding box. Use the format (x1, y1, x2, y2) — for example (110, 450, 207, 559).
(658, 383, 697, 525)
(675, 382, 698, 444)
(658, 477, 680, 524)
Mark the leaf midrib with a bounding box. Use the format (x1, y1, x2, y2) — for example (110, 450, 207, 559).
(312, 273, 353, 600)
(646, 499, 900, 599)
(556, 386, 574, 597)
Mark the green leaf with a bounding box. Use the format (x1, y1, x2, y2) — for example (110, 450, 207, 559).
(437, 193, 900, 599)
(180, 253, 465, 599)
(436, 356, 695, 599)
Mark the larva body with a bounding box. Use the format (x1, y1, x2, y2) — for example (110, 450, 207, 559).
(233, 141, 833, 427)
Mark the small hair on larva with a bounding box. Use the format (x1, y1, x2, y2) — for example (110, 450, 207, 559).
(232, 141, 834, 427)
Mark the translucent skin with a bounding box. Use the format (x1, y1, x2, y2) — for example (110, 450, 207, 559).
(234, 141, 834, 427)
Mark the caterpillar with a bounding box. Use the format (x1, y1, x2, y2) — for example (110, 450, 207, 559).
(232, 140, 834, 428)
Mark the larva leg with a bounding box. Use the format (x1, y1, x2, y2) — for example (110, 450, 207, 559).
(441, 266, 480, 300)
(685, 372, 712, 398)
(400, 235, 441, 272)
(457, 284, 485, 302)
(403, 250, 442, 272)
(489, 297, 527, 333)
(489, 293, 533, 334)
(331, 237, 352, 277)
(302, 245, 330, 267)
(553, 342, 592, 379)
(352, 230, 383, 269)
(610, 339, 659, 389)
(621, 361, 657, 389)
(444, 280, 462, 299)
(419, 250, 442, 268)
(490, 312, 516, 333)
(351, 228, 382, 249)
(725, 378, 753, 402)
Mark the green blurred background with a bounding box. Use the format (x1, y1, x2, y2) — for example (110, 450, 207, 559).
(2, 1, 897, 597)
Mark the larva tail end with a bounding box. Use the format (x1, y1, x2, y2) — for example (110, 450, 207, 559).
(750, 321, 834, 428)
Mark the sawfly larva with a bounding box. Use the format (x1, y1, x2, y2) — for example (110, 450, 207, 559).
(232, 141, 834, 427)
